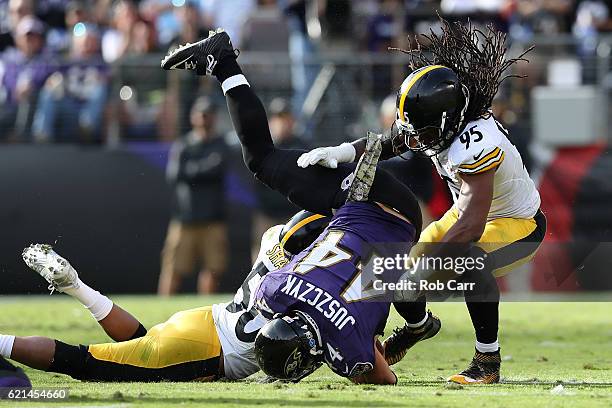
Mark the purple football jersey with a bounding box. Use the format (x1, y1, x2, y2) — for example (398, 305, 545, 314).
(255, 201, 415, 377)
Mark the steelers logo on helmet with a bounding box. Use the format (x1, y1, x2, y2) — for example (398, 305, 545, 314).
(394, 65, 469, 156)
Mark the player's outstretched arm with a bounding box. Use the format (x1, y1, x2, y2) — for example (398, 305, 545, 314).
(297, 127, 399, 169)
(160, 30, 421, 225)
(350, 339, 397, 385)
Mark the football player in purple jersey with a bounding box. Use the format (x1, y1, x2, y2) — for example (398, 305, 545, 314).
(161, 29, 428, 384)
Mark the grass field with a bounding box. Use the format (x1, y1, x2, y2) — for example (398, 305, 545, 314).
(0, 295, 610, 407)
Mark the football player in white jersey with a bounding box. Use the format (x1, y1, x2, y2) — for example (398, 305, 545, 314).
(297, 20, 547, 384)
(0, 212, 329, 382)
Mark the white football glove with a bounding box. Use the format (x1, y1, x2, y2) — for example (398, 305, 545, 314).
(296, 143, 356, 169)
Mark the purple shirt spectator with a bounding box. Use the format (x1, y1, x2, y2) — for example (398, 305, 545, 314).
(33, 24, 109, 143)
(0, 15, 56, 140)
(0, 46, 56, 104)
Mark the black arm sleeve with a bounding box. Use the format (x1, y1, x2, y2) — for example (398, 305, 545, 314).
(225, 85, 421, 234)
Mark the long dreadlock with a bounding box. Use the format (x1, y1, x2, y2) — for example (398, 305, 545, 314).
(391, 17, 533, 122)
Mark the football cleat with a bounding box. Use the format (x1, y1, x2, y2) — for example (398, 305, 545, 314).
(448, 349, 501, 384)
(160, 28, 239, 76)
(383, 310, 441, 365)
(22, 244, 79, 294)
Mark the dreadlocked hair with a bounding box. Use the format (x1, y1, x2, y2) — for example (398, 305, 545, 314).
(391, 17, 533, 122)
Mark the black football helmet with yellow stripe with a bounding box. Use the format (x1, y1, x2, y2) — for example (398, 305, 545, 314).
(394, 65, 469, 156)
(280, 211, 331, 255)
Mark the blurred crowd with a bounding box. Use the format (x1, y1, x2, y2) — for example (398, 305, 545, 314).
(0, 0, 610, 144)
(1, 0, 611, 293)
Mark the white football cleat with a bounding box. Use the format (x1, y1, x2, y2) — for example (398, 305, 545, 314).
(22, 244, 79, 294)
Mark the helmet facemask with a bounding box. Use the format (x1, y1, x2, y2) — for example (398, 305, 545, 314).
(393, 83, 470, 157)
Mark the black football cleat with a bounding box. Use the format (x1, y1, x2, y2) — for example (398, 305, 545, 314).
(383, 310, 441, 365)
(160, 28, 239, 76)
(448, 349, 501, 384)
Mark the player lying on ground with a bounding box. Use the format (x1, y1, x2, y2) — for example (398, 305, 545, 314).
(0, 212, 330, 382)
(161, 29, 439, 384)
(296, 19, 547, 384)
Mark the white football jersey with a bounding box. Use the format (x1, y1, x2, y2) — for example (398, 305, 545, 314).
(212, 225, 288, 379)
(431, 115, 540, 220)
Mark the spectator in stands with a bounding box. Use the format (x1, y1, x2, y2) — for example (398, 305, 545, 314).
(440, 0, 503, 15)
(32, 24, 109, 143)
(47, 0, 94, 54)
(38, 0, 71, 30)
(165, 1, 211, 137)
(200, 0, 256, 47)
(140, 0, 182, 48)
(90, 0, 113, 28)
(0, 0, 34, 52)
(126, 18, 158, 55)
(113, 17, 166, 140)
(241, 0, 288, 52)
(364, 0, 403, 99)
(279, 0, 317, 117)
(366, 0, 402, 52)
(507, 0, 574, 42)
(0, 15, 56, 140)
(101, 0, 138, 63)
(169, 1, 209, 48)
(573, 0, 612, 56)
(159, 96, 229, 295)
(251, 97, 306, 260)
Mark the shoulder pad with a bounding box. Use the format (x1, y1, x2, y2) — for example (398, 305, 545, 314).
(447, 118, 505, 175)
(256, 225, 290, 271)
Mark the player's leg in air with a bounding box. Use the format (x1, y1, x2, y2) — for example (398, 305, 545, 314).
(163, 29, 346, 215)
(0, 244, 222, 382)
(161, 32, 428, 371)
(161, 30, 422, 228)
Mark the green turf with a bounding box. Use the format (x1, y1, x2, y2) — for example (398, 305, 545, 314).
(0, 295, 610, 407)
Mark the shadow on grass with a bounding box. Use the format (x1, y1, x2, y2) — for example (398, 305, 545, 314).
(67, 395, 405, 407)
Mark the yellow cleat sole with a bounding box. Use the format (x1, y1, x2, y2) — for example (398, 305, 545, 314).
(447, 374, 499, 385)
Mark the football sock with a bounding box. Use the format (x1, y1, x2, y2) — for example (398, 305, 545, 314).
(475, 339, 499, 353)
(214, 58, 243, 84)
(223, 81, 274, 174)
(0, 335, 15, 358)
(47, 341, 86, 378)
(463, 254, 500, 345)
(221, 74, 250, 95)
(394, 296, 427, 326)
(130, 323, 148, 340)
(63, 280, 113, 321)
(465, 300, 499, 345)
(406, 312, 429, 328)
